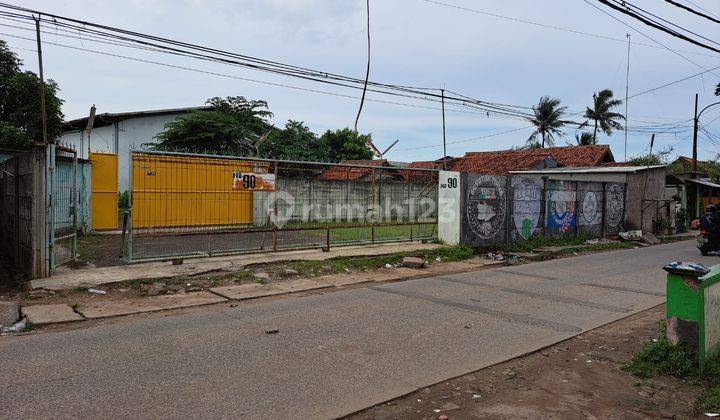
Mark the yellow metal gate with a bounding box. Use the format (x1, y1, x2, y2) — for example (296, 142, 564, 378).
(90, 152, 118, 230)
(131, 153, 255, 229)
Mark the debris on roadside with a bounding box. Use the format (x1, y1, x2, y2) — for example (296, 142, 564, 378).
(142, 282, 167, 296)
(641, 232, 661, 245)
(619, 230, 642, 241)
(485, 252, 505, 261)
(265, 328, 279, 334)
(0, 317, 26, 334)
(281, 268, 299, 276)
(402, 256, 426, 269)
(87, 288, 107, 295)
(0, 300, 20, 329)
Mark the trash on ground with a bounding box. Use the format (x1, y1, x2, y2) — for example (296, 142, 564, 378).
(402, 256, 426, 268)
(87, 288, 106, 295)
(265, 328, 279, 334)
(618, 230, 642, 241)
(1, 317, 26, 334)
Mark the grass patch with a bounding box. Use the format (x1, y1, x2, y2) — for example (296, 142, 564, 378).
(625, 321, 720, 412)
(284, 245, 475, 276)
(502, 234, 599, 253)
(699, 386, 720, 412)
(232, 270, 254, 283)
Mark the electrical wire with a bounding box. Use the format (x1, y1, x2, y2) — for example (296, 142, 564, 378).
(664, 0, 720, 25)
(354, 0, 371, 133)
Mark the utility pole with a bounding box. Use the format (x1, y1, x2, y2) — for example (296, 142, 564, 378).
(624, 33, 630, 161)
(692, 93, 698, 179)
(440, 88, 447, 170)
(34, 15, 49, 144)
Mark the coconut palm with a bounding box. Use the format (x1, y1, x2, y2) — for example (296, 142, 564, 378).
(581, 89, 625, 144)
(574, 132, 594, 146)
(527, 96, 571, 148)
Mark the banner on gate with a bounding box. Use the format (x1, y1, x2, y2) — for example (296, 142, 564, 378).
(232, 172, 276, 191)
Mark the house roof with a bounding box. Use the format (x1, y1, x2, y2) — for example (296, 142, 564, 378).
(316, 159, 391, 181)
(63, 106, 212, 131)
(511, 165, 665, 175)
(451, 145, 614, 175)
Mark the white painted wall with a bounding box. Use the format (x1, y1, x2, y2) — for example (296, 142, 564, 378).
(59, 113, 185, 192)
(438, 170, 461, 245)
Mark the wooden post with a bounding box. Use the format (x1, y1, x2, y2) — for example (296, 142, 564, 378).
(600, 183, 607, 237)
(14, 157, 20, 264)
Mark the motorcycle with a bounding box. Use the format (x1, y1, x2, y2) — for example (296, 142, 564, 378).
(697, 228, 720, 256)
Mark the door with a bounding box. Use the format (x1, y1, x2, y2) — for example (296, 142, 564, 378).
(91, 152, 118, 230)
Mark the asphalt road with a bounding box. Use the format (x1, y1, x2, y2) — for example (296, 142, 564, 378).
(1, 240, 715, 419)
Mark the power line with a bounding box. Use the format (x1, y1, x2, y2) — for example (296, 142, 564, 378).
(0, 3, 534, 120)
(664, 0, 720, 25)
(418, 0, 720, 58)
(592, 0, 720, 55)
(685, 0, 720, 19)
(354, 0, 371, 133)
(394, 125, 534, 151)
(0, 31, 523, 121)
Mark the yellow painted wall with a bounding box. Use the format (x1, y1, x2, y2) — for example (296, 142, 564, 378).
(132, 154, 256, 228)
(90, 152, 119, 230)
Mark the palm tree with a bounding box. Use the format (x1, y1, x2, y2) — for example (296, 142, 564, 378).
(581, 89, 625, 144)
(527, 96, 571, 148)
(574, 132, 594, 145)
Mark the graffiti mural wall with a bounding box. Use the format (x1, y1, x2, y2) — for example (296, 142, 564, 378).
(546, 180, 577, 236)
(511, 177, 543, 241)
(604, 183, 626, 234)
(577, 182, 604, 236)
(461, 173, 507, 246)
(458, 174, 627, 247)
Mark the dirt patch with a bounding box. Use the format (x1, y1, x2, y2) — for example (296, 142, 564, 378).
(76, 234, 126, 268)
(346, 305, 708, 419)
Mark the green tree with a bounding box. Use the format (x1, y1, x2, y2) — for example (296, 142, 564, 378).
(628, 145, 674, 166)
(258, 120, 325, 161)
(527, 96, 571, 148)
(0, 40, 64, 147)
(581, 89, 625, 144)
(151, 96, 273, 155)
(574, 132, 594, 146)
(318, 128, 374, 162)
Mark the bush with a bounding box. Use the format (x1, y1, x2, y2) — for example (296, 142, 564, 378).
(624, 321, 698, 380)
(118, 190, 129, 209)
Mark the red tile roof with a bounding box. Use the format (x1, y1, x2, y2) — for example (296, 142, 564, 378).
(400, 161, 442, 183)
(316, 159, 390, 181)
(453, 145, 614, 175)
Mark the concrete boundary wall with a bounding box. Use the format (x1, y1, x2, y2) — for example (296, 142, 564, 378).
(0, 149, 48, 279)
(460, 173, 627, 247)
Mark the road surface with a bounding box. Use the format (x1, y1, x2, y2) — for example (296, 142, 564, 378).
(0, 240, 714, 419)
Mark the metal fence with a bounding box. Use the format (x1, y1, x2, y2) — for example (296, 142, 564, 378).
(49, 146, 79, 268)
(127, 151, 439, 262)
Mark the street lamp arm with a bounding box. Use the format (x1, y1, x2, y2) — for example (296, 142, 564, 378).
(698, 101, 720, 119)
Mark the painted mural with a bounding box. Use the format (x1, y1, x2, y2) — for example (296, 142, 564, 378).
(606, 183, 624, 228)
(546, 180, 576, 234)
(512, 177, 542, 240)
(580, 190, 600, 225)
(466, 175, 506, 241)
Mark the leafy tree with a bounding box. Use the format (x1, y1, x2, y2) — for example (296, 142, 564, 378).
(0, 40, 64, 147)
(574, 132, 594, 146)
(581, 89, 624, 144)
(318, 128, 374, 162)
(628, 146, 674, 166)
(527, 96, 571, 148)
(150, 96, 273, 155)
(258, 120, 325, 161)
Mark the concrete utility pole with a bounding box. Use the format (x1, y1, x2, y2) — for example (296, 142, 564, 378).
(692, 93, 698, 179)
(624, 33, 630, 161)
(441, 88, 447, 169)
(34, 15, 49, 145)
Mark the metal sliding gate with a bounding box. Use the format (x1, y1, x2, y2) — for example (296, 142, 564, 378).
(47, 144, 78, 270)
(126, 151, 439, 263)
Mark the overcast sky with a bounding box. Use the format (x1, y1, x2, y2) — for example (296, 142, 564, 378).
(3, 0, 720, 162)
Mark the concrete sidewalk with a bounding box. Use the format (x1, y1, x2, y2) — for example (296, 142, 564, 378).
(30, 241, 442, 291)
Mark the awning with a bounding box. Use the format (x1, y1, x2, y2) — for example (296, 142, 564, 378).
(685, 178, 720, 189)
